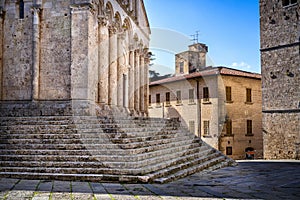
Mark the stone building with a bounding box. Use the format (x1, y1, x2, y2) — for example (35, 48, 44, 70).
(0, 0, 150, 116)
(149, 43, 263, 160)
(260, 0, 300, 159)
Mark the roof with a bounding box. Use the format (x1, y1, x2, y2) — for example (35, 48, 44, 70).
(150, 66, 261, 86)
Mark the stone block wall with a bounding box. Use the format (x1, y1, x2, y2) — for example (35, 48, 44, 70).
(260, 0, 300, 159)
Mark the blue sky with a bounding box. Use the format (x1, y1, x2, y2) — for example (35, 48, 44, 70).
(143, 0, 260, 75)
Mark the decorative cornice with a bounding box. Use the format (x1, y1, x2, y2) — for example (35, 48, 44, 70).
(70, 3, 95, 13)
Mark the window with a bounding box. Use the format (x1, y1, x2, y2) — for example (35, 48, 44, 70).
(189, 89, 194, 103)
(203, 87, 209, 101)
(19, 0, 24, 19)
(226, 119, 232, 135)
(189, 120, 195, 134)
(226, 86, 232, 102)
(165, 92, 170, 106)
(179, 62, 184, 73)
(149, 95, 151, 106)
(203, 120, 210, 136)
(176, 90, 182, 104)
(156, 93, 160, 106)
(226, 147, 232, 155)
(283, 0, 297, 7)
(246, 120, 253, 135)
(246, 88, 252, 103)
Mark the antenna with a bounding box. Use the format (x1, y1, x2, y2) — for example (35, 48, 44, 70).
(190, 31, 200, 44)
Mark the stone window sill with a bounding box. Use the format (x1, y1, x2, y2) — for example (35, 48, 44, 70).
(245, 134, 254, 137)
(223, 134, 234, 137)
(245, 102, 253, 105)
(202, 101, 212, 105)
(188, 102, 196, 105)
(226, 100, 233, 104)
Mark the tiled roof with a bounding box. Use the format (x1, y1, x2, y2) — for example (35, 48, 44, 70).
(150, 67, 261, 86)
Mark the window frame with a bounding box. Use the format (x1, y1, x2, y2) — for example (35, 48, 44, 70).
(165, 92, 170, 106)
(226, 86, 232, 102)
(176, 90, 182, 104)
(246, 88, 252, 103)
(246, 120, 253, 136)
(156, 93, 160, 106)
(203, 120, 210, 137)
(203, 87, 209, 101)
(189, 88, 195, 104)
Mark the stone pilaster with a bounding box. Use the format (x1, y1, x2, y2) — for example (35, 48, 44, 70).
(134, 49, 140, 113)
(108, 25, 118, 106)
(98, 15, 109, 104)
(31, 5, 41, 100)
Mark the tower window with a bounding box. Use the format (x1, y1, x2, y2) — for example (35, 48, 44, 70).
(156, 93, 160, 106)
(283, 0, 298, 7)
(19, 0, 24, 19)
(179, 62, 184, 73)
(203, 120, 210, 136)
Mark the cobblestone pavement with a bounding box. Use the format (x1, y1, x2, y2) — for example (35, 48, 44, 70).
(0, 161, 299, 200)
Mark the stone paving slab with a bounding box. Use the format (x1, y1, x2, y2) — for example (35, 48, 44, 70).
(0, 161, 299, 200)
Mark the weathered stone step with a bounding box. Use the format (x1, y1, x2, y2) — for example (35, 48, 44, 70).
(0, 133, 83, 140)
(102, 147, 214, 169)
(1, 138, 84, 145)
(152, 155, 228, 183)
(0, 155, 98, 162)
(0, 172, 146, 183)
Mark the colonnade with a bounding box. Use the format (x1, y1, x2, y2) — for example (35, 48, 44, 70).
(97, 16, 149, 115)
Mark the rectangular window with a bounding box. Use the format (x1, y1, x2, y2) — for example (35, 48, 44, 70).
(189, 120, 195, 134)
(149, 95, 151, 105)
(226, 86, 232, 102)
(246, 88, 252, 103)
(180, 62, 184, 73)
(156, 93, 160, 106)
(247, 120, 253, 135)
(165, 92, 170, 106)
(226, 119, 232, 135)
(189, 89, 194, 103)
(176, 90, 182, 104)
(203, 120, 210, 136)
(226, 147, 233, 155)
(203, 87, 209, 101)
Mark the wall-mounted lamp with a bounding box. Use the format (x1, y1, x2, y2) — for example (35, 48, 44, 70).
(286, 70, 294, 77)
(270, 72, 277, 79)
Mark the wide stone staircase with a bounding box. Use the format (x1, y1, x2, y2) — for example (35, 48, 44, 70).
(0, 113, 235, 183)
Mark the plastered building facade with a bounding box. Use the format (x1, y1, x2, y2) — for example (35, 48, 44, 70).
(149, 44, 263, 159)
(0, 0, 150, 116)
(260, 0, 300, 159)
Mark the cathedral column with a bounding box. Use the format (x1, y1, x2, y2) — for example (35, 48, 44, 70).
(98, 16, 109, 104)
(117, 32, 125, 107)
(31, 5, 41, 100)
(139, 52, 145, 114)
(134, 49, 140, 113)
(108, 25, 118, 106)
(128, 48, 135, 111)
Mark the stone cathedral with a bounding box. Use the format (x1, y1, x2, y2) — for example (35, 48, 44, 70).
(0, 0, 150, 116)
(0, 0, 234, 183)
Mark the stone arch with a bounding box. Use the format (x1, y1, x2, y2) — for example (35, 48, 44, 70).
(105, 1, 114, 22)
(114, 11, 122, 31)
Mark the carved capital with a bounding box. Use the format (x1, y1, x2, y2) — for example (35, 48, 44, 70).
(98, 15, 109, 27)
(108, 23, 118, 34)
(31, 4, 42, 14)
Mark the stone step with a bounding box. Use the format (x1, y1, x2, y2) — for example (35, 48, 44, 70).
(0, 133, 83, 140)
(152, 154, 228, 183)
(0, 155, 98, 162)
(0, 172, 147, 183)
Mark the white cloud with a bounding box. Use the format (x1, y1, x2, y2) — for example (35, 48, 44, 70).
(231, 61, 251, 70)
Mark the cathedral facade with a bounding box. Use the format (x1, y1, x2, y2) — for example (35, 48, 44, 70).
(0, 0, 150, 116)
